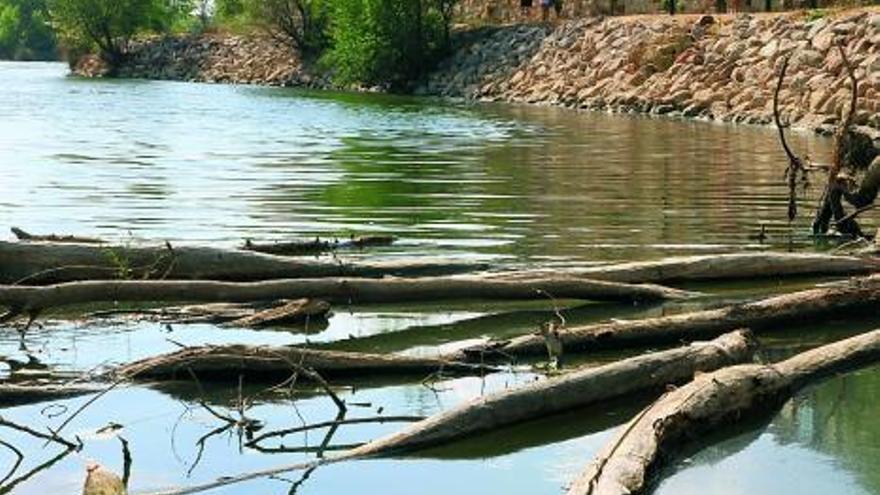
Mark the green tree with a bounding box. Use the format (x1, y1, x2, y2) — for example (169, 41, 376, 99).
(324, 0, 455, 90)
(0, 0, 56, 60)
(245, 0, 328, 55)
(47, 0, 177, 65)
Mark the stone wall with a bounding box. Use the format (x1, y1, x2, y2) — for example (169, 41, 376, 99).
(73, 9, 880, 134)
(427, 9, 880, 133)
(75, 34, 328, 88)
(454, 0, 840, 22)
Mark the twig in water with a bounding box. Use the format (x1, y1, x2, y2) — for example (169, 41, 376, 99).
(0, 439, 23, 485)
(119, 435, 133, 488)
(0, 415, 79, 450)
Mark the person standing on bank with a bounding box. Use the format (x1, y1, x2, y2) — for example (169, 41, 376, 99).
(541, 0, 555, 22)
(521, 0, 533, 18)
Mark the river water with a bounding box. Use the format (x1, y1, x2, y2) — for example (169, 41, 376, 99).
(0, 61, 879, 495)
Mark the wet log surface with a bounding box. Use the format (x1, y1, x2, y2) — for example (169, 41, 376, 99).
(0, 240, 487, 284)
(348, 330, 756, 457)
(242, 235, 396, 256)
(558, 252, 880, 284)
(568, 327, 880, 495)
(461, 275, 880, 360)
(116, 345, 492, 381)
(0, 275, 692, 316)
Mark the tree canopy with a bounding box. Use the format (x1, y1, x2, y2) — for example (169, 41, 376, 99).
(0, 0, 56, 60)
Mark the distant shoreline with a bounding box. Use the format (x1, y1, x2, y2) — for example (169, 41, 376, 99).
(73, 8, 880, 135)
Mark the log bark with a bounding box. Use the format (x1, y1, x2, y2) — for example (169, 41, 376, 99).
(89, 300, 330, 328)
(461, 275, 880, 360)
(568, 327, 880, 495)
(116, 345, 490, 381)
(0, 383, 103, 406)
(11, 227, 104, 244)
(347, 330, 756, 457)
(242, 235, 395, 256)
(223, 299, 330, 328)
(0, 240, 486, 284)
(542, 252, 880, 284)
(0, 276, 691, 315)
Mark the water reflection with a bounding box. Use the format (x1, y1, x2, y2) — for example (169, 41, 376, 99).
(1, 62, 871, 260)
(2, 62, 880, 494)
(657, 366, 880, 495)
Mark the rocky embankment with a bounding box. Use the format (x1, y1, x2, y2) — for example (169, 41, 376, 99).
(73, 10, 880, 134)
(426, 9, 880, 133)
(75, 34, 329, 88)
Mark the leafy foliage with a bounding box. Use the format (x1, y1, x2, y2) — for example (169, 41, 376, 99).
(245, 0, 329, 55)
(0, 0, 56, 60)
(324, 0, 456, 90)
(46, 0, 186, 64)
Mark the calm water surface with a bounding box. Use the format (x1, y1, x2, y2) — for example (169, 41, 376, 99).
(1, 61, 878, 495)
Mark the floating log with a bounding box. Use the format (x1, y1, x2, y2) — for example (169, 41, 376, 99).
(568, 328, 880, 495)
(11, 227, 105, 244)
(0, 276, 691, 316)
(540, 252, 880, 284)
(0, 382, 103, 407)
(0, 240, 486, 284)
(89, 299, 330, 328)
(242, 235, 396, 256)
(348, 330, 756, 457)
(117, 345, 491, 381)
(461, 275, 880, 360)
(223, 298, 330, 328)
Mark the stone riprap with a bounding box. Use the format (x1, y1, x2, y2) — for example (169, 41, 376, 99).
(73, 10, 880, 133)
(426, 10, 880, 133)
(75, 34, 328, 88)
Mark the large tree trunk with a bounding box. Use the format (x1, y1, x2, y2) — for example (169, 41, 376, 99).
(568, 327, 880, 495)
(348, 330, 755, 457)
(116, 345, 490, 381)
(0, 240, 487, 284)
(0, 276, 691, 316)
(461, 275, 880, 360)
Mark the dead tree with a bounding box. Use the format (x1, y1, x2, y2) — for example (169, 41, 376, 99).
(776, 46, 880, 237)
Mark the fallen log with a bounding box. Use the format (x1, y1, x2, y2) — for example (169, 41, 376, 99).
(0, 276, 691, 317)
(11, 227, 104, 244)
(88, 299, 330, 328)
(136, 331, 756, 495)
(116, 345, 492, 381)
(527, 252, 880, 284)
(568, 327, 880, 495)
(223, 299, 331, 328)
(0, 240, 486, 284)
(242, 235, 395, 256)
(347, 330, 755, 457)
(461, 275, 880, 360)
(0, 382, 104, 407)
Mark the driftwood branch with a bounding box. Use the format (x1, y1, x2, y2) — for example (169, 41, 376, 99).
(0, 240, 486, 284)
(561, 252, 880, 284)
(116, 345, 493, 381)
(0, 382, 104, 407)
(568, 327, 880, 495)
(139, 331, 756, 494)
(242, 235, 395, 256)
(0, 276, 691, 317)
(773, 55, 808, 221)
(460, 275, 880, 360)
(813, 44, 866, 236)
(11, 227, 104, 244)
(348, 330, 755, 457)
